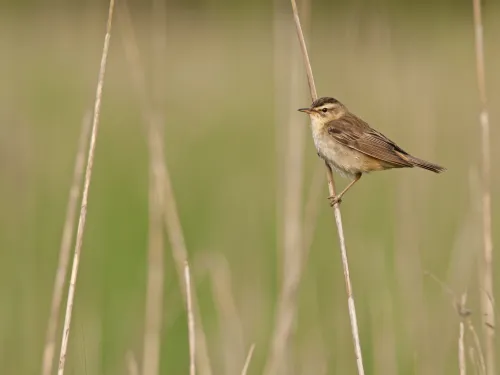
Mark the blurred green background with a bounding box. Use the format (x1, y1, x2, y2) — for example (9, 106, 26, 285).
(1, 0, 499, 374)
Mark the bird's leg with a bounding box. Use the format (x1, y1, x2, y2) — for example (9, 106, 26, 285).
(328, 173, 362, 206)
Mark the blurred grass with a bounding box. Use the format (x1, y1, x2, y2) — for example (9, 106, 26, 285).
(0, 3, 499, 374)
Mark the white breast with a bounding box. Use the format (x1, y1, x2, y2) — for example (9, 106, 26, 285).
(310, 116, 363, 179)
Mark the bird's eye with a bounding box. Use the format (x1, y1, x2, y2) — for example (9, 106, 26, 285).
(321, 108, 328, 113)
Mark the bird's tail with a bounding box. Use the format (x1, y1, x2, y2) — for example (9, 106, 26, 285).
(402, 153, 446, 173)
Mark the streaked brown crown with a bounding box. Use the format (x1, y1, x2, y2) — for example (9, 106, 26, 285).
(311, 97, 341, 108)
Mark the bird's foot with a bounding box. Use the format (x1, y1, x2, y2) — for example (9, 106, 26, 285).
(327, 195, 342, 207)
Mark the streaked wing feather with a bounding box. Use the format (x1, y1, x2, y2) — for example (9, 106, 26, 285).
(326, 115, 413, 168)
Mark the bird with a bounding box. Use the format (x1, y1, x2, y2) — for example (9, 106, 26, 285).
(298, 97, 445, 206)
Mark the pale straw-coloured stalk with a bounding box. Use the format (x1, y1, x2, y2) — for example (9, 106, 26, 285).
(57, 1, 115, 374)
(126, 350, 140, 375)
(142, 122, 166, 375)
(459, 294, 467, 375)
(185, 261, 196, 375)
(118, 4, 212, 374)
(471, 1, 494, 374)
(203, 253, 245, 374)
(426, 272, 486, 375)
(41, 112, 91, 375)
(264, 8, 307, 375)
(240, 344, 255, 375)
(139, 2, 169, 373)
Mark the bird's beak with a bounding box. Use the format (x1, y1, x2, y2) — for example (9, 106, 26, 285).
(298, 108, 312, 114)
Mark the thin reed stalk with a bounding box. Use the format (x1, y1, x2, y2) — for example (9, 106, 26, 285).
(468, 319, 487, 375)
(140, 3, 169, 373)
(204, 253, 245, 374)
(289, 1, 365, 374)
(126, 351, 140, 375)
(160, 149, 214, 375)
(459, 294, 467, 375)
(57, 1, 115, 374)
(118, 5, 212, 375)
(41, 112, 91, 375)
(459, 324, 466, 375)
(273, 0, 287, 278)
(264, 9, 307, 375)
(426, 272, 486, 375)
(267, 4, 329, 371)
(185, 261, 196, 375)
(240, 344, 255, 375)
(142, 122, 166, 375)
(471, 1, 495, 374)
(469, 347, 483, 375)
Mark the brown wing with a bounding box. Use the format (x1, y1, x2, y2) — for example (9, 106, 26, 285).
(326, 113, 413, 168)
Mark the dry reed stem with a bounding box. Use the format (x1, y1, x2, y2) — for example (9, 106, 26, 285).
(41, 112, 91, 375)
(57, 1, 115, 374)
(184, 261, 196, 375)
(468, 347, 481, 375)
(264, 14, 307, 375)
(471, 1, 495, 374)
(273, 0, 287, 273)
(142, 124, 166, 375)
(156, 142, 215, 375)
(426, 272, 486, 375)
(468, 319, 487, 375)
(459, 293, 467, 375)
(118, 5, 212, 375)
(268, 6, 326, 369)
(241, 344, 255, 375)
(141, 5, 168, 374)
(126, 350, 140, 375)
(290, 0, 365, 374)
(204, 254, 245, 374)
(151, 0, 167, 107)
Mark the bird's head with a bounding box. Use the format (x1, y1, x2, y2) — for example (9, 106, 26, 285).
(298, 97, 346, 123)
